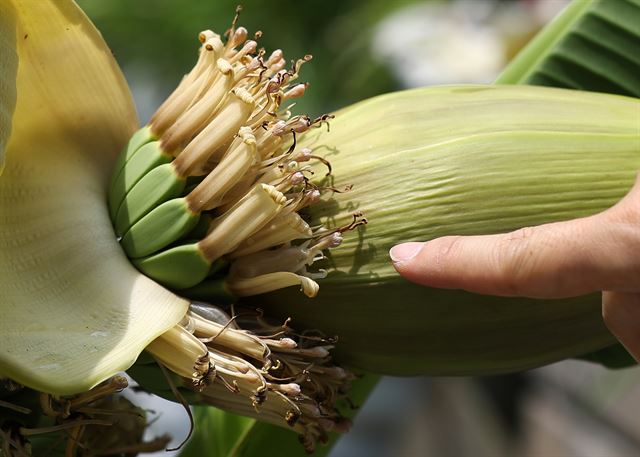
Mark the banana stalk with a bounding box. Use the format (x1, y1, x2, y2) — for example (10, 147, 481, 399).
(253, 84, 640, 375)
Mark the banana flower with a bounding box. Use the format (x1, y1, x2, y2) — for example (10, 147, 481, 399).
(1, 0, 639, 454)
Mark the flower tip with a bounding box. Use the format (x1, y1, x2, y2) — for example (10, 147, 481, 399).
(301, 277, 320, 298)
(199, 30, 215, 43)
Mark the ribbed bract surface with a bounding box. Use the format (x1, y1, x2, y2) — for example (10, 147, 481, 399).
(258, 85, 640, 375)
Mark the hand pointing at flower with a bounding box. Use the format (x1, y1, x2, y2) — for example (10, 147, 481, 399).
(390, 174, 640, 361)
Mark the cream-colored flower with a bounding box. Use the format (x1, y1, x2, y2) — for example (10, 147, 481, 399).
(0, 0, 188, 395)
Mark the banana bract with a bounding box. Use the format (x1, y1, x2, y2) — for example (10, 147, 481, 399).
(256, 84, 640, 375)
(0, 0, 188, 395)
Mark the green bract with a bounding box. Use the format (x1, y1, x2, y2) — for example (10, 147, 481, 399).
(258, 84, 640, 375)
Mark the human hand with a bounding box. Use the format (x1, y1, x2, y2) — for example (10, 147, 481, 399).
(390, 175, 640, 361)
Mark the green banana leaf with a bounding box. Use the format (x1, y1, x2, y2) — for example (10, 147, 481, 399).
(180, 1, 639, 455)
(497, 0, 640, 96)
(498, 0, 640, 368)
(179, 375, 378, 457)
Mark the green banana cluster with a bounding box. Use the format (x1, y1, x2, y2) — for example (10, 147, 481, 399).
(109, 133, 188, 252)
(107, 28, 354, 298)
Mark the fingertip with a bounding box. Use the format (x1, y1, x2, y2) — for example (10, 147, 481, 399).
(389, 242, 424, 267)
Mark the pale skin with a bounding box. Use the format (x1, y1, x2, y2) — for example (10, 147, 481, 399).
(390, 174, 640, 361)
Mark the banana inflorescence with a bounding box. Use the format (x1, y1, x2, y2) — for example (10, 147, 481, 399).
(108, 19, 360, 297)
(107, 10, 361, 452)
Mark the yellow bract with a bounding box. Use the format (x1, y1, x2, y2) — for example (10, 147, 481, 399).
(0, 2, 17, 174)
(0, 0, 188, 394)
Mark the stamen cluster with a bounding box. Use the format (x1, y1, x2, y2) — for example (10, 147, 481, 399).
(108, 13, 356, 298)
(146, 303, 353, 452)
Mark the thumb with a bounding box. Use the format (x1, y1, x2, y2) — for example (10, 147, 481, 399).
(390, 177, 640, 298)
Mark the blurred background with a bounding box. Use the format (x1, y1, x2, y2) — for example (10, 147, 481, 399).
(76, 0, 640, 455)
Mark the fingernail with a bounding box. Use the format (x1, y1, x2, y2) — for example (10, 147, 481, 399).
(389, 242, 423, 264)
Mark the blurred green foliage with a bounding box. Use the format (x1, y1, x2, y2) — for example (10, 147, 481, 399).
(77, 0, 420, 117)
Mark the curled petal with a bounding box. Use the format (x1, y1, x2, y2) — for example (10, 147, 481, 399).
(0, 0, 188, 394)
